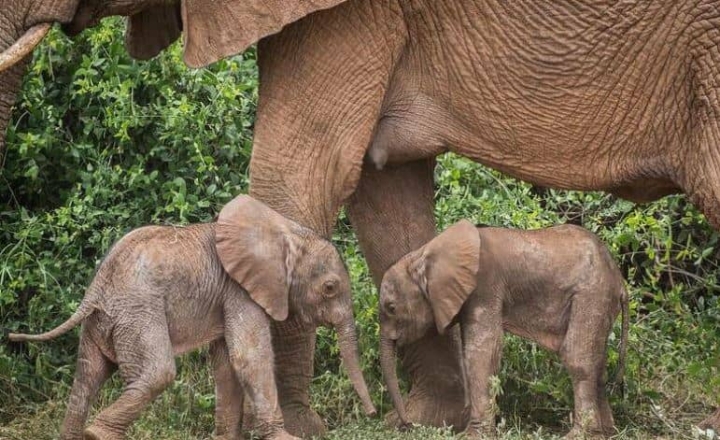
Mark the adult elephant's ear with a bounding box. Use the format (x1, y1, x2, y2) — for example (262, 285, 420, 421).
(408, 220, 480, 334)
(125, 4, 182, 60)
(180, 0, 348, 68)
(215, 195, 304, 321)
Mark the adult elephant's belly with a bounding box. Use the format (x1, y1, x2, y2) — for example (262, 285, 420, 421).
(447, 80, 687, 203)
(379, 0, 696, 203)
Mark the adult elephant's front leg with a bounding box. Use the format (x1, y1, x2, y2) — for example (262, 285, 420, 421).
(272, 321, 324, 437)
(241, 320, 323, 437)
(347, 159, 467, 430)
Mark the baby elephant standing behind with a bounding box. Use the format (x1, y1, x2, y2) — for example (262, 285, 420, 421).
(10, 195, 376, 440)
(379, 220, 628, 439)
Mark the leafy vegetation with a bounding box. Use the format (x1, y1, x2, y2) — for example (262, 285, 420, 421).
(1, 20, 719, 439)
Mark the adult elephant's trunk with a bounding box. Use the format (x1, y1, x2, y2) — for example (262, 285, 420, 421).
(0, 59, 30, 165)
(0, 24, 52, 73)
(0, 23, 52, 164)
(336, 320, 376, 416)
(380, 336, 408, 425)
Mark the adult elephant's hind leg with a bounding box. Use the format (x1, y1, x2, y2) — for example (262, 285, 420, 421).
(271, 322, 324, 437)
(680, 61, 720, 431)
(684, 151, 720, 433)
(347, 159, 467, 430)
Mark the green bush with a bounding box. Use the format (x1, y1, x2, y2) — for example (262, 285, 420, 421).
(1, 19, 719, 439)
(1, 19, 256, 413)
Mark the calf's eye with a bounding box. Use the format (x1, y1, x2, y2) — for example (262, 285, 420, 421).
(322, 279, 339, 297)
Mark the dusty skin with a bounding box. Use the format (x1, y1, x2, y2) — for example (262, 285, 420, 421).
(9, 195, 375, 440)
(379, 220, 629, 439)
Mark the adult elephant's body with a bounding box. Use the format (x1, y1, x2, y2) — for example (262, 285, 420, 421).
(2, 0, 720, 433)
(251, 0, 720, 430)
(257, 0, 705, 221)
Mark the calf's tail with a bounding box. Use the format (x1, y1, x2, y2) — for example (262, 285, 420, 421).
(8, 287, 99, 342)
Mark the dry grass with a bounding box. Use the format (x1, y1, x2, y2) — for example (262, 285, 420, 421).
(1, 362, 716, 440)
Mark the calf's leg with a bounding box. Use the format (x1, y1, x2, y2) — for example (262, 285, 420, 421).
(84, 318, 176, 439)
(560, 299, 616, 438)
(460, 302, 503, 439)
(60, 328, 114, 440)
(224, 297, 296, 440)
(211, 339, 245, 440)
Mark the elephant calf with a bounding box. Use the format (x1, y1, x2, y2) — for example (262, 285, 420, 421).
(379, 220, 628, 439)
(9, 195, 375, 440)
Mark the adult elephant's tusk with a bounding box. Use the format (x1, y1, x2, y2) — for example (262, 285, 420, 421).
(0, 23, 52, 73)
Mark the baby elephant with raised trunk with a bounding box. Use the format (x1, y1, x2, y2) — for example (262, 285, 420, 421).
(10, 195, 375, 440)
(379, 220, 628, 439)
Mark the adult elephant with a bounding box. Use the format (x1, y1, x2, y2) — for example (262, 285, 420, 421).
(3, 0, 720, 434)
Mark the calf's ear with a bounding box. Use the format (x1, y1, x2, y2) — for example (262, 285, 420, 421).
(215, 195, 305, 321)
(408, 220, 480, 334)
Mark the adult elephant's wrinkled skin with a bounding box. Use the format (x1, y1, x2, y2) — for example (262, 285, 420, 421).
(3, 0, 720, 434)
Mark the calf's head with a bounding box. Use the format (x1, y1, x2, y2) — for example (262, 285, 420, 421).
(378, 220, 480, 424)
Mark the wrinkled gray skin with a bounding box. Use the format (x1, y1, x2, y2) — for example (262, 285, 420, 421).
(9, 195, 375, 440)
(379, 221, 629, 439)
(4, 0, 720, 433)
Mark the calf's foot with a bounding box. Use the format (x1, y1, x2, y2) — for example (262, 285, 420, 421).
(563, 426, 610, 440)
(462, 420, 497, 439)
(83, 424, 123, 440)
(268, 429, 302, 440)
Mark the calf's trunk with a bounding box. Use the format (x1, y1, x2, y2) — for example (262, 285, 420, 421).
(380, 336, 408, 425)
(336, 320, 376, 416)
